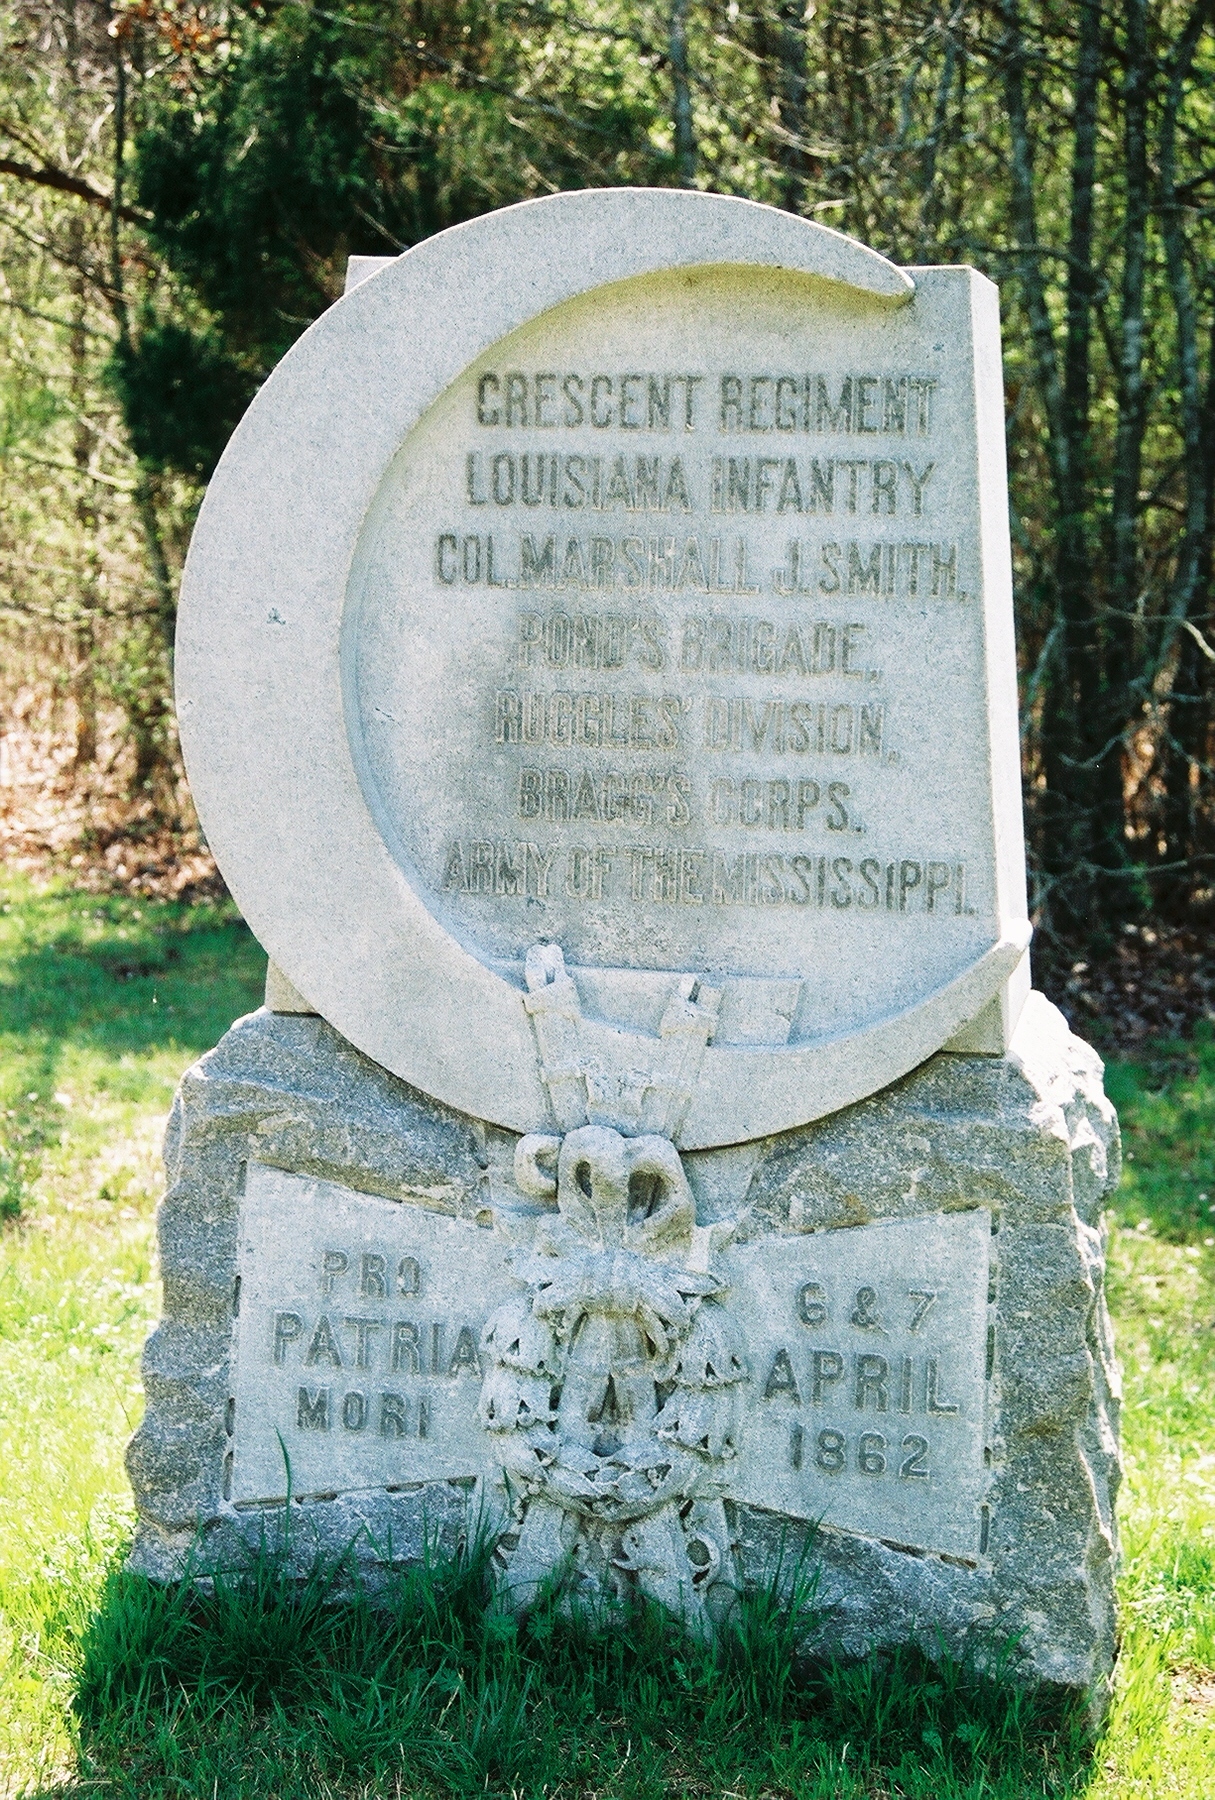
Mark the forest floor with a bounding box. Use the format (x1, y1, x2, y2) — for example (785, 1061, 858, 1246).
(0, 705, 223, 908)
(0, 874, 1212, 1797)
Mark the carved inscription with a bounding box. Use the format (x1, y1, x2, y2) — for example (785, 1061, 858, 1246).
(459, 454, 936, 518)
(437, 532, 960, 598)
(472, 370, 936, 435)
(229, 1170, 991, 1558)
(349, 271, 1002, 996)
(404, 355, 982, 947)
(442, 842, 974, 915)
(761, 1282, 963, 1487)
(447, 372, 955, 607)
(722, 1210, 992, 1555)
(228, 1166, 511, 1505)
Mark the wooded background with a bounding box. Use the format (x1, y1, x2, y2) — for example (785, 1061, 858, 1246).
(2, 0, 1214, 969)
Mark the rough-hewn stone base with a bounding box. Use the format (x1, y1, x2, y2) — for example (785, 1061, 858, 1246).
(127, 991, 1119, 1700)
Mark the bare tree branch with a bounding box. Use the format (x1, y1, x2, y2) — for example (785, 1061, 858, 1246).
(0, 152, 149, 225)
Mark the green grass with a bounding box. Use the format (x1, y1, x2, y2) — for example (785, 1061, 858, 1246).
(0, 877, 267, 1221)
(60, 1542, 1088, 1800)
(0, 873, 1212, 1797)
(0, 875, 266, 1792)
(1104, 1027, 1215, 1241)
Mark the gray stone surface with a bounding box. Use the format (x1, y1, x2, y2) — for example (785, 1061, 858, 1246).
(134, 200, 1119, 1709)
(220, 1167, 987, 1587)
(128, 989, 1119, 1695)
(174, 192, 1031, 1148)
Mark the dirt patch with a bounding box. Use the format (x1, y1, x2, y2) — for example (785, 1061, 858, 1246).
(1186, 1676, 1215, 1713)
(0, 697, 224, 905)
(1039, 923, 1215, 1053)
(1172, 1668, 1215, 1714)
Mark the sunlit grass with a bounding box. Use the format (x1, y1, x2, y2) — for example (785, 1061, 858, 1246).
(0, 877, 1212, 1796)
(0, 874, 265, 1790)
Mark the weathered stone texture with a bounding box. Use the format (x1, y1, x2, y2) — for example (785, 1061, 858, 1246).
(128, 990, 1119, 1697)
(175, 195, 1031, 1148)
(736, 994, 1121, 1695)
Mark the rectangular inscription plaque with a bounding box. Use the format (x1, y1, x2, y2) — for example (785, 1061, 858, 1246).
(229, 1165, 507, 1504)
(721, 1210, 991, 1557)
(231, 1165, 989, 1557)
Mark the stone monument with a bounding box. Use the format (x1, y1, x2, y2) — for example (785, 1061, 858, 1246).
(126, 191, 1120, 1695)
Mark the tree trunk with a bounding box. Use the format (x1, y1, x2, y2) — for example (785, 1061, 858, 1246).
(1053, 0, 1108, 913)
(998, 0, 1108, 936)
(1155, 0, 1215, 888)
(915, 13, 959, 258)
(774, 0, 810, 213)
(68, 212, 98, 769)
(669, 0, 697, 188)
(106, 4, 177, 795)
(1099, 0, 1150, 889)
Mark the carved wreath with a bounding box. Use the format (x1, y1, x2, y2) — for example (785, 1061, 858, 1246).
(479, 1125, 748, 1528)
